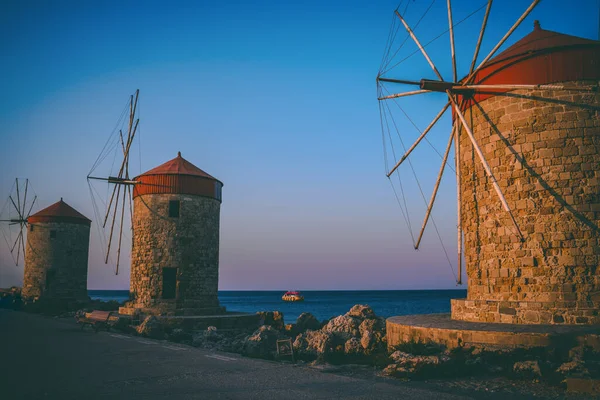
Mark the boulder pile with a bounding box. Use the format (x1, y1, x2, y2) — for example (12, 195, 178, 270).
(293, 305, 387, 362)
(134, 304, 388, 364)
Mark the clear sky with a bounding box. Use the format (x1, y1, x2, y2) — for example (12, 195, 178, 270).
(0, 0, 598, 290)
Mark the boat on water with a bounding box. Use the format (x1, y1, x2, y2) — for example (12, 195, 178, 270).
(282, 291, 304, 302)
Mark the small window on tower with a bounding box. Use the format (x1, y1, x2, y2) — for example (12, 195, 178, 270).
(169, 200, 180, 218)
(30, 225, 34, 232)
(50, 230, 56, 239)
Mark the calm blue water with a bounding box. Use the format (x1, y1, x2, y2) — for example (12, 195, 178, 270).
(89, 289, 466, 324)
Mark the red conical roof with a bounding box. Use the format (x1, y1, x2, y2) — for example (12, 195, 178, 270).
(461, 20, 600, 108)
(484, 20, 599, 67)
(28, 199, 91, 226)
(136, 152, 217, 180)
(132, 152, 223, 200)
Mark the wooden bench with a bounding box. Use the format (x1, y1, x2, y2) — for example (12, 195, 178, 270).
(77, 310, 114, 332)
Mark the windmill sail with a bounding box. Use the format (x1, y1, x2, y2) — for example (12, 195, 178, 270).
(0, 179, 37, 266)
(87, 90, 140, 275)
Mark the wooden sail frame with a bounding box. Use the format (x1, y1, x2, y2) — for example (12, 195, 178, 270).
(376, 0, 598, 284)
(87, 90, 139, 275)
(0, 179, 37, 266)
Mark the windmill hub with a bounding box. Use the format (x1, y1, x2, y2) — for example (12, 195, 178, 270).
(419, 79, 456, 92)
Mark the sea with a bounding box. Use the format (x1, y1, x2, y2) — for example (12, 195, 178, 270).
(89, 289, 467, 324)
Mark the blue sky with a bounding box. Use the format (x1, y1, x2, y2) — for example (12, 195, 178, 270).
(0, 0, 598, 290)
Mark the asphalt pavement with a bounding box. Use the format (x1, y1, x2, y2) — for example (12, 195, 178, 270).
(0, 309, 473, 400)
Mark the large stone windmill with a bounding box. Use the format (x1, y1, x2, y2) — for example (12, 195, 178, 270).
(376, 1, 599, 347)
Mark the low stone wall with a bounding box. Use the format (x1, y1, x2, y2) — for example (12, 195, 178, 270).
(119, 302, 225, 317)
(158, 313, 261, 331)
(452, 298, 600, 325)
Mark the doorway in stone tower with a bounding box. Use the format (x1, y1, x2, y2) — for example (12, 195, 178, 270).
(45, 269, 56, 295)
(162, 268, 177, 299)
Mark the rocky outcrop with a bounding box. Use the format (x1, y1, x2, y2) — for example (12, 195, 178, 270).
(192, 326, 226, 347)
(292, 305, 386, 362)
(162, 305, 387, 364)
(513, 360, 542, 378)
(256, 311, 285, 330)
(243, 325, 287, 359)
(359, 317, 386, 355)
(296, 313, 320, 332)
(293, 330, 334, 359)
(322, 315, 361, 340)
(347, 304, 376, 319)
(383, 351, 450, 377)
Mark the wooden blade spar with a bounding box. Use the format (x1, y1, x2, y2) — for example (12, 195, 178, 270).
(415, 128, 455, 249)
(466, 0, 540, 84)
(387, 102, 450, 177)
(447, 0, 457, 82)
(469, 0, 493, 75)
(448, 93, 524, 242)
(454, 122, 463, 285)
(395, 10, 445, 82)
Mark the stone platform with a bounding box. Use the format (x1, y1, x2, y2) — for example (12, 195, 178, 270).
(387, 313, 600, 350)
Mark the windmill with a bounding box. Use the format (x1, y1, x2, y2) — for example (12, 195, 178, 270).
(87, 89, 225, 315)
(87, 90, 140, 275)
(0, 179, 37, 267)
(376, 0, 600, 289)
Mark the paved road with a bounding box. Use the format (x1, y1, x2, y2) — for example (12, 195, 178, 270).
(0, 310, 473, 400)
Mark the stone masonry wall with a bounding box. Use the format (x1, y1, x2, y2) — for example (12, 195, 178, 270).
(452, 81, 600, 324)
(22, 222, 90, 300)
(129, 194, 221, 313)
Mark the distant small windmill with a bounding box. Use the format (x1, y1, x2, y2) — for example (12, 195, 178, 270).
(87, 90, 140, 275)
(0, 179, 37, 266)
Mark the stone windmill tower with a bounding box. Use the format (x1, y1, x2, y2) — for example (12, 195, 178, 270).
(23, 199, 91, 301)
(376, 1, 599, 328)
(120, 152, 225, 316)
(448, 22, 600, 325)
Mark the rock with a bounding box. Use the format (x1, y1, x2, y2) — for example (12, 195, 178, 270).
(344, 337, 364, 356)
(346, 304, 376, 319)
(243, 325, 286, 359)
(322, 315, 361, 340)
(390, 351, 413, 363)
(384, 351, 449, 377)
(358, 317, 385, 335)
(293, 330, 335, 359)
(136, 316, 165, 340)
(192, 326, 223, 346)
(557, 360, 590, 377)
(168, 328, 192, 343)
(358, 317, 386, 355)
(569, 345, 585, 361)
(256, 311, 285, 330)
(513, 360, 542, 378)
(192, 332, 205, 347)
(296, 313, 320, 332)
(205, 326, 223, 342)
(221, 332, 249, 354)
(360, 330, 386, 355)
